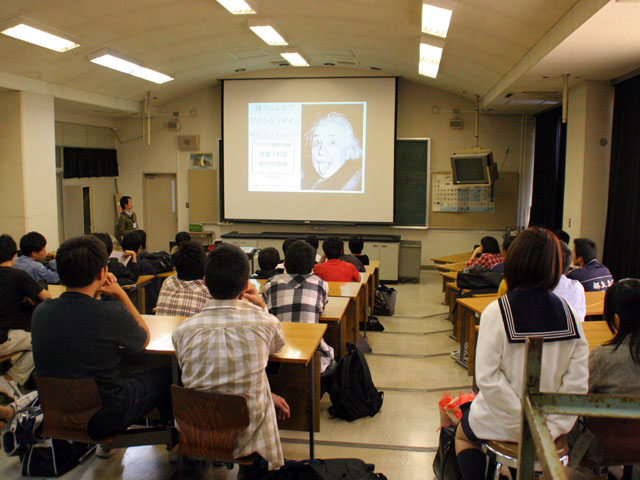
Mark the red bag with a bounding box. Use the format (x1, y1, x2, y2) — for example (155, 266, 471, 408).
(438, 392, 475, 427)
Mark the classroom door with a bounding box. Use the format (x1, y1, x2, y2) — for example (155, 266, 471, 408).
(62, 185, 92, 239)
(143, 174, 177, 252)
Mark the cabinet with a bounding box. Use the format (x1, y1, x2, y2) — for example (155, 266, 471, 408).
(361, 242, 399, 282)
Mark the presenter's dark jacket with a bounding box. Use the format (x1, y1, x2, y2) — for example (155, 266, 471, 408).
(566, 259, 613, 292)
(116, 210, 137, 243)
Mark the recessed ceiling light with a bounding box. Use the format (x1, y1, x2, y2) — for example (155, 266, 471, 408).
(248, 19, 287, 46)
(216, 0, 256, 14)
(422, 1, 453, 38)
(0, 16, 79, 52)
(280, 49, 309, 67)
(88, 49, 173, 84)
(418, 37, 444, 78)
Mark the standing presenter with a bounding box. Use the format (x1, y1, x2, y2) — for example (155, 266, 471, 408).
(116, 196, 138, 244)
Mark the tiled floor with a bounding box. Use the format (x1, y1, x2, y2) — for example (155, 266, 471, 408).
(0, 270, 473, 479)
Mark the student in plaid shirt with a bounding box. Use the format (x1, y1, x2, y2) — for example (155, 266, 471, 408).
(172, 243, 290, 471)
(465, 236, 504, 269)
(156, 241, 211, 316)
(263, 240, 336, 378)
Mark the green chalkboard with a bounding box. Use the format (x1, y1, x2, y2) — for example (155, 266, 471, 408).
(394, 138, 430, 226)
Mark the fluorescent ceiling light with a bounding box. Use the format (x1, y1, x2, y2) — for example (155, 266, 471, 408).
(0, 16, 79, 52)
(422, 2, 453, 38)
(419, 37, 444, 78)
(216, 0, 256, 15)
(280, 49, 309, 67)
(248, 20, 287, 46)
(89, 50, 174, 84)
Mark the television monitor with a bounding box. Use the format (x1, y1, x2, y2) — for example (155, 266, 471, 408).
(450, 151, 498, 185)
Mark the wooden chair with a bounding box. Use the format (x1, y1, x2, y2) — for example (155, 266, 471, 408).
(34, 376, 174, 448)
(170, 385, 256, 464)
(482, 436, 569, 480)
(582, 417, 640, 477)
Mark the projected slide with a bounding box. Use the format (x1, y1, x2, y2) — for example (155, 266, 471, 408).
(248, 103, 366, 193)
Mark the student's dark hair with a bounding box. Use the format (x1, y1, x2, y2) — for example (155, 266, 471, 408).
(282, 237, 297, 255)
(574, 238, 597, 264)
(204, 243, 249, 299)
(173, 241, 205, 281)
(119, 196, 131, 210)
(504, 227, 561, 291)
(305, 235, 319, 251)
(480, 236, 500, 254)
(20, 231, 47, 257)
(258, 247, 280, 270)
(93, 233, 113, 255)
(122, 232, 142, 252)
(502, 235, 516, 254)
(135, 229, 147, 249)
(0, 234, 17, 263)
(554, 230, 570, 245)
(348, 235, 364, 254)
(560, 241, 573, 274)
(603, 279, 640, 365)
(285, 240, 315, 274)
(322, 236, 344, 260)
(175, 231, 191, 245)
(57, 235, 108, 288)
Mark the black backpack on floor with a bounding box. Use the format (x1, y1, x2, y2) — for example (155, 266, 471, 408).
(241, 458, 388, 479)
(328, 344, 384, 421)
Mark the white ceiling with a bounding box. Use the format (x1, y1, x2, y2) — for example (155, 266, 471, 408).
(0, 0, 638, 116)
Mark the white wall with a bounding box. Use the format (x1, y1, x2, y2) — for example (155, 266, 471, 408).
(563, 80, 613, 257)
(114, 71, 527, 265)
(54, 120, 119, 238)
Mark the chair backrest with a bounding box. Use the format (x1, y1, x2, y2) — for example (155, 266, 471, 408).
(585, 417, 640, 465)
(34, 376, 103, 443)
(170, 385, 250, 462)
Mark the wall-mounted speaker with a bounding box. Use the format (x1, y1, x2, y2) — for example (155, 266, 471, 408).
(178, 135, 200, 151)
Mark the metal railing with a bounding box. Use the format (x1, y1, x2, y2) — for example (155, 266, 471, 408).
(517, 337, 640, 480)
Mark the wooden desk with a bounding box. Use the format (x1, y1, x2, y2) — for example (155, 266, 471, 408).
(582, 321, 613, 350)
(328, 282, 362, 345)
(585, 291, 605, 316)
(437, 262, 467, 273)
(367, 261, 380, 291)
(440, 270, 458, 292)
(322, 297, 349, 358)
(143, 315, 325, 458)
(156, 270, 176, 278)
(431, 252, 473, 265)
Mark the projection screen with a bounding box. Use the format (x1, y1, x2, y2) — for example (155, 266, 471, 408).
(221, 77, 396, 223)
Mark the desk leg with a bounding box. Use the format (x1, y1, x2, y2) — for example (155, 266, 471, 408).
(345, 299, 357, 345)
(467, 314, 479, 377)
(308, 353, 315, 459)
(139, 287, 147, 314)
(455, 306, 469, 368)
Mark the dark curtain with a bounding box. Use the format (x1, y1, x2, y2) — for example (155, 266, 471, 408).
(603, 74, 640, 280)
(528, 107, 566, 229)
(63, 147, 118, 178)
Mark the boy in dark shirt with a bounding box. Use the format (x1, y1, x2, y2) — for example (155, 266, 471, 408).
(348, 235, 369, 266)
(94, 233, 138, 286)
(253, 247, 284, 279)
(0, 234, 50, 400)
(566, 238, 613, 292)
(31, 235, 170, 439)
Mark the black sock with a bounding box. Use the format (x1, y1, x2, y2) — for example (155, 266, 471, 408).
(457, 448, 487, 480)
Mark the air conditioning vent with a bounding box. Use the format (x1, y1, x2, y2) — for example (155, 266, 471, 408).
(334, 59, 359, 67)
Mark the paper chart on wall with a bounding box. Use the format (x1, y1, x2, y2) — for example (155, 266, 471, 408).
(431, 173, 495, 212)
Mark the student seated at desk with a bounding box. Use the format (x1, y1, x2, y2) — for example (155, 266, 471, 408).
(348, 235, 369, 266)
(305, 235, 322, 263)
(567, 238, 613, 292)
(156, 241, 211, 316)
(169, 231, 191, 255)
(465, 236, 503, 270)
(314, 236, 360, 282)
(172, 243, 290, 471)
(276, 237, 297, 271)
(253, 247, 284, 280)
(31, 235, 171, 440)
(263, 241, 336, 382)
(455, 228, 588, 480)
(0, 234, 50, 400)
(14, 231, 59, 285)
(94, 233, 138, 287)
(490, 235, 516, 274)
(121, 232, 155, 276)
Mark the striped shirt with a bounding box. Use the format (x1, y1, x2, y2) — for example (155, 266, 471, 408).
(263, 274, 334, 372)
(155, 276, 212, 317)
(172, 299, 285, 470)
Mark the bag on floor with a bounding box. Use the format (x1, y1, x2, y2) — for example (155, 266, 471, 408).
(241, 458, 387, 479)
(21, 438, 93, 477)
(328, 344, 383, 421)
(372, 284, 397, 316)
(433, 425, 462, 480)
